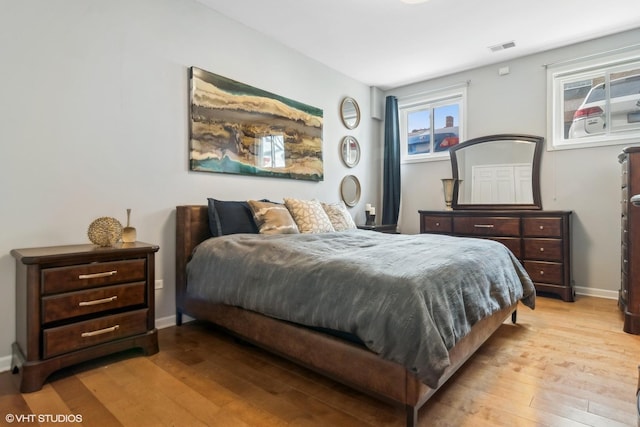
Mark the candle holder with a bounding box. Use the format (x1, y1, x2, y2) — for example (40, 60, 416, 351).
(365, 204, 376, 225)
(366, 214, 376, 226)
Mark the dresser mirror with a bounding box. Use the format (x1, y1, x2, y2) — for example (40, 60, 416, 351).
(340, 97, 360, 129)
(449, 134, 543, 210)
(340, 174, 361, 207)
(341, 136, 360, 167)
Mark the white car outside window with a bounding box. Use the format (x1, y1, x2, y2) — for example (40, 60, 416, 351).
(568, 74, 640, 138)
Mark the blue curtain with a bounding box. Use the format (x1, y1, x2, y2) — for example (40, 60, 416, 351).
(382, 96, 401, 225)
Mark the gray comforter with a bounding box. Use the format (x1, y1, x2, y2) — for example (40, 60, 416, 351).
(186, 230, 535, 388)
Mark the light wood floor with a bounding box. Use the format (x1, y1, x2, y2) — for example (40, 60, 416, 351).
(2, 296, 640, 426)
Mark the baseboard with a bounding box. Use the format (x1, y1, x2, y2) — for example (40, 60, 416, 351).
(155, 314, 177, 330)
(155, 314, 195, 329)
(574, 286, 618, 300)
(0, 355, 12, 374)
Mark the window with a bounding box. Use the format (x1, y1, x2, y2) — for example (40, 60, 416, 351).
(399, 85, 466, 163)
(548, 47, 640, 150)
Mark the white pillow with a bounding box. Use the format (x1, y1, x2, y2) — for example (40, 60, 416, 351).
(321, 201, 357, 231)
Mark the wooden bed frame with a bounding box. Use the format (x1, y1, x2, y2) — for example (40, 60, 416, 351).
(175, 205, 518, 426)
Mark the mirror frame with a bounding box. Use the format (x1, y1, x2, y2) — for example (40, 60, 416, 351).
(340, 175, 361, 207)
(340, 97, 361, 130)
(450, 134, 544, 210)
(340, 136, 360, 167)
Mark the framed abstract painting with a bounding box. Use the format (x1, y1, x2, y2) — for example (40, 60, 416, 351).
(189, 67, 324, 181)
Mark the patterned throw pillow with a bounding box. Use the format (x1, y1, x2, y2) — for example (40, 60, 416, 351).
(247, 200, 299, 235)
(284, 198, 335, 233)
(321, 201, 357, 231)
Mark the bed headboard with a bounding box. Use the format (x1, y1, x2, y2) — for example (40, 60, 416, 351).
(175, 205, 212, 309)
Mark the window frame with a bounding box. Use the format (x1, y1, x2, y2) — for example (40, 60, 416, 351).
(547, 47, 640, 151)
(398, 85, 466, 163)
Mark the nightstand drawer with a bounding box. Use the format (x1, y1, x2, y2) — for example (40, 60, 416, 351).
(523, 261, 563, 285)
(41, 282, 146, 324)
(522, 217, 562, 237)
(42, 259, 146, 294)
(523, 238, 562, 261)
(42, 309, 149, 358)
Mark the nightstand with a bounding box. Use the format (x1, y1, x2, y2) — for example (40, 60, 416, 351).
(357, 224, 398, 234)
(11, 242, 159, 392)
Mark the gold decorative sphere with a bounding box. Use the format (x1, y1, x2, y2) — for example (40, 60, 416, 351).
(87, 217, 123, 247)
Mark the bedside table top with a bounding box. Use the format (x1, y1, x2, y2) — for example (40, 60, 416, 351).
(11, 242, 159, 264)
(357, 224, 398, 232)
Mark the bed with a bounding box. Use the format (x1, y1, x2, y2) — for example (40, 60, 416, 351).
(175, 204, 535, 426)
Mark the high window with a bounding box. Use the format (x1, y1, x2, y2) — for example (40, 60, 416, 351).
(547, 47, 640, 150)
(399, 85, 466, 163)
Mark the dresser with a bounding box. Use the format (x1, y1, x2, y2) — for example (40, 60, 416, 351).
(619, 147, 640, 334)
(419, 210, 573, 302)
(11, 242, 159, 392)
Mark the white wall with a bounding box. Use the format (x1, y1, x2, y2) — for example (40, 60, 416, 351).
(0, 0, 379, 367)
(389, 27, 640, 299)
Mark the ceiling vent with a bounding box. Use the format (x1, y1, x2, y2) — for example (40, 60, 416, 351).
(488, 41, 516, 52)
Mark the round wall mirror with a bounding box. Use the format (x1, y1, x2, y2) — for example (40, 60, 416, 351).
(340, 136, 360, 167)
(340, 97, 361, 129)
(340, 175, 361, 207)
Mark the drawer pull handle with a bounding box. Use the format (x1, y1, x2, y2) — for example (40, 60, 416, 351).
(539, 225, 544, 230)
(435, 222, 440, 226)
(539, 248, 545, 252)
(78, 270, 117, 280)
(81, 324, 120, 338)
(473, 224, 494, 228)
(540, 270, 545, 275)
(79, 296, 118, 307)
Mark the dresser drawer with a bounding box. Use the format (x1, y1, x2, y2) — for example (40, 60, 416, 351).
(523, 261, 563, 285)
(490, 237, 522, 258)
(422, 215, 452, 233)
(522, 217, 562, 237)
(42, 259, 146, 294)
(41, 282, 146, 324)
(453, 217, 520, 237)
(523, 238, 562, 262)
(42, 309, 149, 358)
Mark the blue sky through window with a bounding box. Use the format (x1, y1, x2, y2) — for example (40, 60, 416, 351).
(408, 104, 458, 132)
(435, 104, 458, 128)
